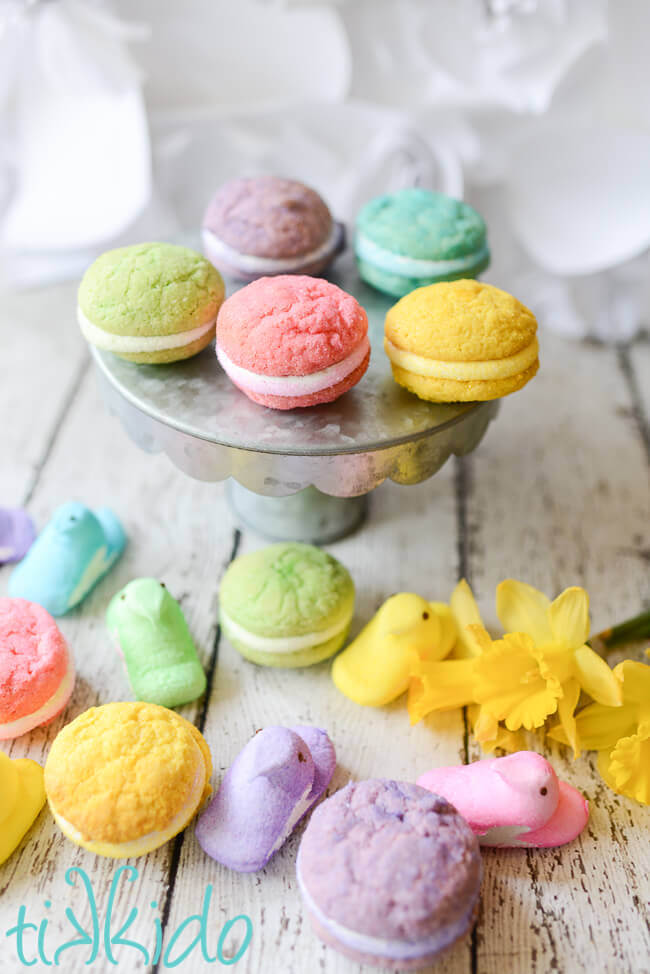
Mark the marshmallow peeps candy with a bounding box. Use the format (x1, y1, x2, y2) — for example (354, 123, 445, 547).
(417, 751, 589, 848)
(195, 726, 336, 872)
(0, 507, 35, 564)
(107, 578, 207, 708)
(0, 752, 46, 864)
(9, 502, 126, 616)
(331, 594, 456, 706)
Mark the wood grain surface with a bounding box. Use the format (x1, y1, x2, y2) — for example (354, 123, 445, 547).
(0, 280, 648, 974)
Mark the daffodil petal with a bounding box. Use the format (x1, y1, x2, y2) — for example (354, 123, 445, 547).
(555, 677, 581, 758)
(469, 704, 526, 753)
(429, 602, 457, 660)
(450, 580, 484, 658)
(600, 726, 650, 805)
(407, 659, 476, 724)
(572, 646, 622, 707)
(614, 660, 650, 707)
(568, 701, 638, 751)
(496, 579, 553, 643)
(548, 587, 590, 647)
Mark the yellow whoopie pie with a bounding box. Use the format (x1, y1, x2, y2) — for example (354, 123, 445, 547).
(384, 279, 539, 402)
(44, 702, 212, 858)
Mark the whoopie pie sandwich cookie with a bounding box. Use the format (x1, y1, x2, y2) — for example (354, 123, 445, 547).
(44, 702, 212, 857)
(219, 542, 354, 668)
(216, 275, 369, 409)
(385, 279, 539, 402)
(297, 779, 482, 969)
(0, 598, 75, 739)
(356, 187, 489, 297)
(78, 242, 224, 364)
(202, 176, 344, 281)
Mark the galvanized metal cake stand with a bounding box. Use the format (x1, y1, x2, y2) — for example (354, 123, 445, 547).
(91, 254, 499, 543)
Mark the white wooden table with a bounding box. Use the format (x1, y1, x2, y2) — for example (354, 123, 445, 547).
(1, 279, 648, 974)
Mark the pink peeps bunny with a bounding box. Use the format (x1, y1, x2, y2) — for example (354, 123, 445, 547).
(417, 751, 588, 848)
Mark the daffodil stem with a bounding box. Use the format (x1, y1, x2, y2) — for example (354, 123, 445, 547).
(590, 609, 650, 652)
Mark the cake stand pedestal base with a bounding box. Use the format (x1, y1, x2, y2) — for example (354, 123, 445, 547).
(226, 482, 368, 543)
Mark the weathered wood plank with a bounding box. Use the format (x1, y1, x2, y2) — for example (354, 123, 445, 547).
(465, 329, 650, 974)
(161, 466, 472, 974)
(0, 282, 89, 504)
(0, 365, 236, 973)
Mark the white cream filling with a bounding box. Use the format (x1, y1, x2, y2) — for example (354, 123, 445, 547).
(202, 222, 342, 274)
(0, 658, 75, 738)
(384, 337, 539, 381)
(478, 824, 532, 846)
(50, 764, 205, 857)
(297, 856, 473, 961)
(356, 232, 489, 278)
(216, 336, 370, 397)
(221, 609, 348, 655)
(78, 308, 217, 354)
(267, 782, 314, 857)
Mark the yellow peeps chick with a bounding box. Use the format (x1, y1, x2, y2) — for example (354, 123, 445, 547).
(0, 751, 46, 865)
(332, 593, 456, 706)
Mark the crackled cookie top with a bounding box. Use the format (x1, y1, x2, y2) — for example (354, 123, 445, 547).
(219, 543, 355, 639)
(78, 243, 224, 336)
(204, 177, 333, 259)
(44, 702, 211, 844)
(297, 779, 481, 945)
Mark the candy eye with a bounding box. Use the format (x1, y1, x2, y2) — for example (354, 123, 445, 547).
(540, 787, 548, 796)
(121, 594, 126, 600)
(422, 611, 429, 620)
(298, 752, 306, 763)
(160, 582, 166, 588)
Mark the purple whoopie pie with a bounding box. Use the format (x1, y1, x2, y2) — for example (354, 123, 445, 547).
(297, 779, 482, 970)
(201, 176, 345, 281)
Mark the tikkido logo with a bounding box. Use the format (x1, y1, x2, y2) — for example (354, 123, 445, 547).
(5, 866, 253, 968)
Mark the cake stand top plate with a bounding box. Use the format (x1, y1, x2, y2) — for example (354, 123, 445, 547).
(92, 252, 498, 497)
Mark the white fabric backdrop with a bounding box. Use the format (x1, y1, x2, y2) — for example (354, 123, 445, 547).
(1, 0, 649, 339)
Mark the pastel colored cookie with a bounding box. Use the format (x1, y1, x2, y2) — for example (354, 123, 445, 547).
(0, 598, 75, 739)
(417, 751, 589, 848)
(9, 502, 126, 616)
(384, 279, 539, 402)
(195, 725, 336, 872)
(297, 779, 482, 969)
(216, 275, 369, 409)
(0, 507, 35, 564)
(0, 752, 46, 865)
(78, 242, 225, 364)
(107, 579, 206, 708)
(44, 702, 212, 858)
(356, 188, 489, 298)
(202, 176, 345, 281)
(332, 594, 456, 706)
(219, 542, 354, 667)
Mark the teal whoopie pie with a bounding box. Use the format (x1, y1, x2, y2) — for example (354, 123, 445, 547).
(355, 188, 489, 298)
(219, 543, 355, 668)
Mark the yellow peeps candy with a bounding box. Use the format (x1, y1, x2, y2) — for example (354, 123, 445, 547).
(332, 594, 456, 706)
(0, 751, 46, 865)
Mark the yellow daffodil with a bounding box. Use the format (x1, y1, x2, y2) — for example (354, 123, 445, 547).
(408, 597, 562, 740)
(496, 580, 622, 755)
(470, 627, 563, 732)
(549, 660, 650, 804)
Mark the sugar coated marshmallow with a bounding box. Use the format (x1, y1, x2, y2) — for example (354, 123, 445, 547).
(196, 726, 336, 872)
(417, 751, 589, 848)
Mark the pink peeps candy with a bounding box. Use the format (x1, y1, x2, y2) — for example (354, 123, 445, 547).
(417, 751, 588, 848)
